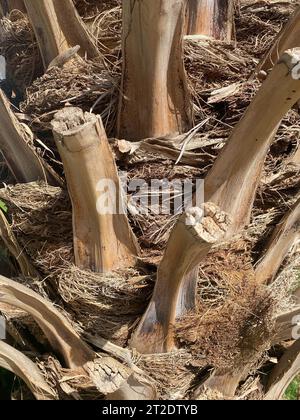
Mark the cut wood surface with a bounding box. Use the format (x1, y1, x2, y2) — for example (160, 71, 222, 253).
(86, 358, 156, 400)
(205, 48, 300, 236)
(0, 90, 53, 184)
(265, 338, 300, 400)
(0, 275, 95, 368)
(118, 0, 192, 140)
(255, 197, 300, 284)
(52, 107, 139, 273)
(186, 0, 234, 41)
(130, 203, 230, 354)
(0, 340, 56, 400)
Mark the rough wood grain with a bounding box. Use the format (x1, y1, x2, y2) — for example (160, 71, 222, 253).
(205, 49, 300, 236)
(0, 90, 55, 184)
(0, 340, 56, 400)
(265, 339, 300, 400)
(255, 197, 300, 284)
(118, 0, 192, 140)
(0, 275, 94, 368)
(52, 107, 139, 273)
(186, 0, 234, 41)
(130, 203, 230, 354)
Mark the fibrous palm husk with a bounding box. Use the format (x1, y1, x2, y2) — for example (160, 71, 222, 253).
(1, 0, 300, 401)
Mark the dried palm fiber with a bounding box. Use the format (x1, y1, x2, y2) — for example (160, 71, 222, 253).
(237, 0, 297, 58)
(37, 355, 108, 400)
(56, 265, 153, 347)
(74, 0, 121, 19)
(0, 182, 73, 274)
(0, 10, 43, 97)
(75, 0, 122, 58)
(21, 60, 119, 136)
(16, 0, 300, 148)
(0, 182, 154, 346)
(175, 240, 275, 370)
(136, 350, 205, 400)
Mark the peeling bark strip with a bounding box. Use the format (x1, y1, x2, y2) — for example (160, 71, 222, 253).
(256, 197, 300, 285)
(130, 204, 230, 354)
(0, 90, 53, 184)
(265, 339, 300, 400)
(0, 276, 155, 399)
(0, 341, 56, 400)
(52, 107, 139, 273)
(257, 6, 300, 74)
(186, 0, 234, 41)
(118, 0, 192, 140)
(0, 275, 95, 368)
(205, 48, 300, 236)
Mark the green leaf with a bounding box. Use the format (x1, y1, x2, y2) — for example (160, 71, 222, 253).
(0, 200, 8, 214)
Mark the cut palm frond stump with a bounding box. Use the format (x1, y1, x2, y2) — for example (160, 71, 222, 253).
(1, 0, 300, 401)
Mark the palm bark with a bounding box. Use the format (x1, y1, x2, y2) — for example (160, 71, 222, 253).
(186, 0, 234, 41)
(130, 204, 230, 354)
(24, 0, 98, 69)
(0, 90, 55, 184)
(255, 197, 300, 284)
(52, 107, 139, 273)
(118, 0, 192, 140)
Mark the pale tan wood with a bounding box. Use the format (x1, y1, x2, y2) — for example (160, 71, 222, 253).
(264, 143, 300, 186)
(86, 358, 156, 400)
(288, 146, 300, 165)
(186, 0, 235, 41)
(51, 107, 139, 273)
(24, 0, 69, 69)
(179, 49, 300, 329)
(194, 367, 250, 398)
(52, 0, 99, 59)
(0, 340, 56, 400)
(106, 373, 157, 400)
(0, 275, 94, 368)
(205, 49, 300, 236)
(257, 6, 300, 74)
(255, 197, 300, 284)
(24, 0, 98, 69)
(118, 0, 192, 140)
(0, 277, 155, 399)
(130, 203, 230, 354)
(0, 90, 55, 184)
(265, 339, 300, 400)
(273, 306, 300, 344)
